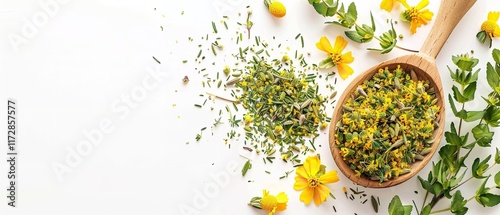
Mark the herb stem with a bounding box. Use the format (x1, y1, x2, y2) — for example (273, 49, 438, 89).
(206, 92, 240, 104)
(451, 163, 498, 192)
(421, 191, 429, 212)
(429, 207, 450, 214)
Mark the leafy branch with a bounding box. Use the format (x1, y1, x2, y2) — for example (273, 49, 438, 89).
(390, 50, 500, 215)
(307, 0, 411, 54)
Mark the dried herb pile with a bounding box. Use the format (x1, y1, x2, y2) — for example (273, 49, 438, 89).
(187, 9, 336, 165)
(335, 66, 440, 182)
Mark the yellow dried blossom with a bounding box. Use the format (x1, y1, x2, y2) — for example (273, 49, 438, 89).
(398, 0, 434, 34)
(264, 0, 286, 18)
(249, 190, 288, 215)
(481, 12, 500, 38)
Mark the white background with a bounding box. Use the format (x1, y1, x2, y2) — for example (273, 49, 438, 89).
(1, 0, 500, 214)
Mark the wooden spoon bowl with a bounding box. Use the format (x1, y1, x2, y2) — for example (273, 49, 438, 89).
(329, 0, 477, 188)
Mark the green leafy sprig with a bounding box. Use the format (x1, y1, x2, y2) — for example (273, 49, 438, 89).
(390, 49, 500, 215)
(307, 0, 410, 54)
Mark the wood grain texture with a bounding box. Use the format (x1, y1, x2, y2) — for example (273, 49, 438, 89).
(329, 0, 476, 188)
(420, 0, 477, 58)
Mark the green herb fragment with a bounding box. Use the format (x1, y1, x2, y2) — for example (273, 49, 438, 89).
(371, 195, 379, 213)
(152, 56, 161, 64)
(211, 21, 218, 33)
(242, 160, 252, 176)
(197, 49, 202, 58)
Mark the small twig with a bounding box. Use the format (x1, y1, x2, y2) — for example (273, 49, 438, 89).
(206, 92, 240, 104)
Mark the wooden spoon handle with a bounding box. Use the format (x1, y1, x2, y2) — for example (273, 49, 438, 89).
(420, 0, 477, 58)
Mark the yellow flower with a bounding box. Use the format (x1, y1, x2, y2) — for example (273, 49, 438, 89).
(264, 0, 286, 18)
(293, 156, 339, 206)
(481, 11, 500, 38)
(398, 0, 434, 34)
(249, 190, 288, 215)
(316, 36, 355, 80)
(380, 0, 395, 12)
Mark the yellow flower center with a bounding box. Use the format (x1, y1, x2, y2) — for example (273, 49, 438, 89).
(269, 2, 286, 18)
(408, 7, 419, 19)
(332, 53, 342, 65)
(308, 177, 319, 187)
(261, 194, 277, 211)
(481, 20, 497, 34)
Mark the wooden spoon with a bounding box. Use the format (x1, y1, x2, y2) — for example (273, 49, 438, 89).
(329, 0, 477, 188)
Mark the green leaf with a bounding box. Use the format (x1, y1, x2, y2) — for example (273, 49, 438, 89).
(433, 182, 443, 195)
(241, 160, 252, 176)
(478, 193, 500, 207)
(487, 62, 500, 93)
(388, 195, 405, 215)
(495, 148, 500, 164)
(462, 82, 477, 101)
(494, 170, 500, 187)
(449, 94, 459, 116)
(318, 57, 335, 69)
(418, 176, 433, 194)
(472, 155, 491, 179)
(451, 190, 468, 215)
(370, 12, 376, 31)
(472, 123, 494, 147)
(311, 0, 339, 17)
(452, 54, 479, 72)
(421, 205, 431, 215)
(492, 48, 500, 65)
(445, 131, 462, 146)
(352, 24, 374, 43)
(440, 145, 459, 174)
(477, 175, 490, 196)
(477, 31, 487, 44)
(345, 2, 357, 27)
(345, 30, 364, 43)
(403, 205, 412, 215)
(483, 106, 500, 127)
(462, 110, 485, 122)
(452, 85, 467, 103)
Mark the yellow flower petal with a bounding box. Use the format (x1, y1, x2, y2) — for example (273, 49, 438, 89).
(488, 11, 500, 22)
(276, 203, 286, 211)
(319, 170, 340, 184)
(416, 0, 429, 10)
(410, 19, 419, 34)
(332, 36, 347, 54)
(418, 10, 434, 24)
(316, 36, 334, 54)
(275, 192, 288, 211)
(304, 156, 320, 176)
(494, 26, 500, 37)
(313, 184, 330, 206)
(341, 51, 354, 64)
(295, 165, 308, 179)
(276, 192, 288, 203)
(397, 0, 410, 9)
(299, 187, 315, 205)
(338, 63, 354, 80)
(293, 175, 309, 190)
(380, 0, 394, 12)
